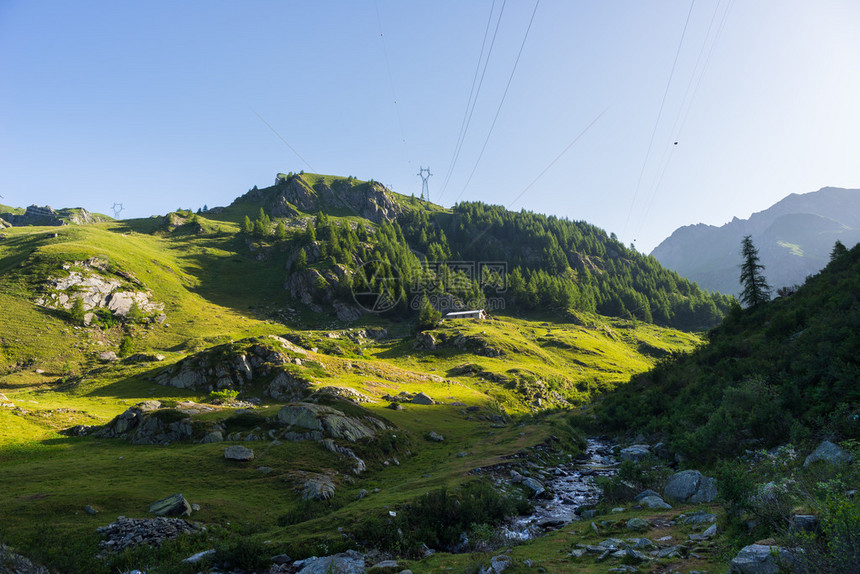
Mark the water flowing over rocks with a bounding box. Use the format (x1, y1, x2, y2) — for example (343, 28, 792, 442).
(491, 438, 620, 540)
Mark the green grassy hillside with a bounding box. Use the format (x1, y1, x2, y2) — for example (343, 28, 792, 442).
(0, 214, 709, 573)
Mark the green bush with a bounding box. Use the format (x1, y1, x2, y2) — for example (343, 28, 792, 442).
(353, 480, 529, 557)
(208, 389, 239, 404)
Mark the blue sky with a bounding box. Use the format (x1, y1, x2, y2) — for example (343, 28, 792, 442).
(1, 1, 858, 252)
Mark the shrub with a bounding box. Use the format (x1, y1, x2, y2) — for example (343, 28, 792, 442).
(353, 480, 529, 557)
(118, 335, 133, 357)
(208, 389, 239, 404)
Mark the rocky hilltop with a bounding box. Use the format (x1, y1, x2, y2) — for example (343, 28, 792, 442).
(234, 173, 405, 224)
(651, 187, 860, 294)
(0, 204, 109, 227)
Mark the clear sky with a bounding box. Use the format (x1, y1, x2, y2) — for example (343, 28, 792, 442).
(1, 1, 858, 252)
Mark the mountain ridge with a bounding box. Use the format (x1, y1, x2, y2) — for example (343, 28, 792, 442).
(651, 186, 860, 294)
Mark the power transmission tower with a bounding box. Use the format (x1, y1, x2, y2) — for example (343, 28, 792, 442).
(111, 203, 124, 218)
(417, 167, 432, 202)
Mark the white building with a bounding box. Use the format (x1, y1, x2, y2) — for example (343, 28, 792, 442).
(443, 309, 488, 320)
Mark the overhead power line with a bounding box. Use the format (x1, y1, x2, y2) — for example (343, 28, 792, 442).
(438, 0, 506, 202)
(454, 0, 541, 204)
(622, 0, 696, 239)
(250, 107, 315, 173)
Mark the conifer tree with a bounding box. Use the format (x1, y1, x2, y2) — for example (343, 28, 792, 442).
(241, 215, 253, 234)
(739, 235, 771, 308)
(416, 293, 441, 331)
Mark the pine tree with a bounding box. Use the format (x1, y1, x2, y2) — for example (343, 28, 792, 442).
(275, 221, 287, 241)
(241, 215, 253, 234)
(70, 297, 86, 325)
(830, 240, 848, 262)
(739, 235, 771, 308)
(416, 293, 441, 331)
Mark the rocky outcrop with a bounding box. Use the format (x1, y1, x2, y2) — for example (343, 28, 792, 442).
(284, 265, 355, 314)
(0, 544, 51, 574)
(154, 336, 313, 398)
(663, 470, 718, 504)
(274, 403, 384, 443)
(249, 174, 404, 224)
(91, 401, 195, 445)
(301, 473, 336, 501)
(34, 257, 164, 320)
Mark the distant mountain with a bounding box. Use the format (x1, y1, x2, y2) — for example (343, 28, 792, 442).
(651, 187, 860, 295)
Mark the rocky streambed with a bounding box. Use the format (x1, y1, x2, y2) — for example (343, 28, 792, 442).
(481, 438, 620, 542)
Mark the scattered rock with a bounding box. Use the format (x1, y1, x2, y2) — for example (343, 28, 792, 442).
(370, 559, 399, 570)
(679, 510, 717, 525)
(387, 402, 403, 410)
(426, 431, 445, 442)
(84, 505, 98, 515)
(626, 517, 649, 532)
(98, 351, 118, 362)
(149, 493, 192, 517)
(803, 440, 853, 467)
(411, 392, 435, 405)
(97, 516, 202, 553)
(224, 445, 254, 461)
(729, 544, 796, 574)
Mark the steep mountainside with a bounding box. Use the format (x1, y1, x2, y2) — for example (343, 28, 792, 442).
(224, 173, 733, 331)
(651, 187, 860, 295)
(599, 242, 860, 463)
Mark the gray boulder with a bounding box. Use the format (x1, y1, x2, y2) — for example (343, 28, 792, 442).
(804, 440, 853, 467)
(295, 550, 365, 574)
(619, 444, 651, 463)
(427, 431, 445, 442)
(224, 445, 254, 461)
(302, 474, 336, 500)
(626, 517, 649, 532)
(664, 470, 718, 503)
(633, 489, 660, 501)
(200, 431, 223, 444)
(411, 392, 435, 405)
(729, 544, 795, 574)
(149, 493, 192, 517)
(638, 495, 672, 509)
